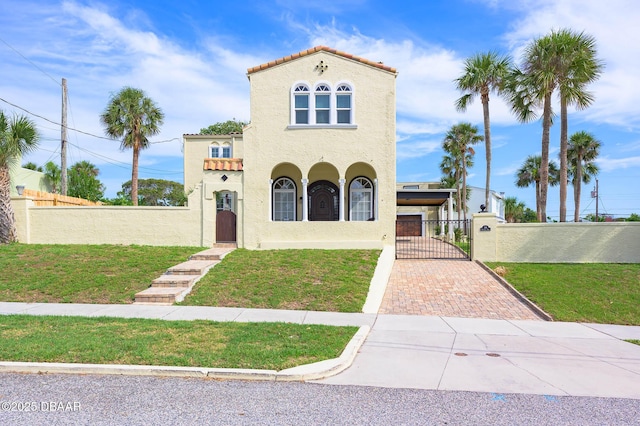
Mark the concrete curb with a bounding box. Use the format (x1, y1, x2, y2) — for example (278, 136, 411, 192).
(362, 246, 395, 314)
(0, 325, 370, 381)
(476, 261, 554, 322)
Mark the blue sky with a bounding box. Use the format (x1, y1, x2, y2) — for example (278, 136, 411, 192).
(1, 0, 639, 219)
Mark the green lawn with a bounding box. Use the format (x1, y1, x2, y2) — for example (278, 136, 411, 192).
(0, 244, 203, 304)
(485, 263, 640, 325)
(181, 249, 380, 312)
(0, 315, 357, 370)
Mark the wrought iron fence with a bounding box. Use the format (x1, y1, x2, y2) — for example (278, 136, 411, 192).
(395, 219, 471, 260)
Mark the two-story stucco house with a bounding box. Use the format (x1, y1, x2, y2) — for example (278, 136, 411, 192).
(183, 46, 398, 249)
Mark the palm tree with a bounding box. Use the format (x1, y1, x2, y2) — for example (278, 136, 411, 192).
(508, 29, 603, 222)
(568, 131, 601, 222)
(43, 161, 61, 193)
(100, 87, 164, 206)
(0, 111, 39, 243)
(503, 196, 526, 223)
(455, 51, 512, 210)
(442, 123, 482, 223)
(440, 154, 462, 220)
(515, 155, 560, 221)
(549, 30, 603, 222)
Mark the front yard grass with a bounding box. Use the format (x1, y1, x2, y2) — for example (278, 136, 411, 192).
(0, 315, 357, 370)
(0, 244, 203, 304)
(181, 249, 380, 312)
(485, 263, 640, 325)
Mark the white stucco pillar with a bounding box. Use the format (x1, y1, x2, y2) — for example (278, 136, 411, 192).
(268, 179, 273, 222)
(439, 204, 445, 237)
(448, 191, 454, 240)
(302, 178, 309, 222)
(339, 178, 346, 221)
(373, 178, 378, 221)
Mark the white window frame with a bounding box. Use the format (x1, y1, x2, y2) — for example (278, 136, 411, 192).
(272, 177, 297, 221)
(209, 143, 232, 158)
(349, 177, 374, 221)
(291, 83, 310, 125)
(288, 81, 356, 129)
(314, 83, 331, 124)
(335, 83, 353, 124)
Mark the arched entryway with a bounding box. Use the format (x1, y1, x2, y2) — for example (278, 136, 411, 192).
(309, 180, 339, 221)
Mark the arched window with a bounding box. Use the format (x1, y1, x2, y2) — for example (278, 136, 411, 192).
(209, 143, 232, 158)
(273, 177, 296, 221)
(314, 84, 331, 124)
(336, 84, 352, 124)
(350, 177, 374, 221)
(293, 84, 310, 124)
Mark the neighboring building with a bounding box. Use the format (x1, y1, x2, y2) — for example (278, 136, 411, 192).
(183, 46, 398, 249)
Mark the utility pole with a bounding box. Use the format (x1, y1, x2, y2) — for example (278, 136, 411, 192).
(590, 179, 599, 222)
(596, 179, 600, 222)
(61, 78, 68, 195)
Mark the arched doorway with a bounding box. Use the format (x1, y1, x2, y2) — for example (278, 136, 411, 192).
(309, 180, 339, 221)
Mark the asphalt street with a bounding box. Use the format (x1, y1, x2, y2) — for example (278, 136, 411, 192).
(1, 373, 638, 425)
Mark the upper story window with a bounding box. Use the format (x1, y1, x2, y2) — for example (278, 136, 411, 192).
(336, 84, 352, 124)
(315, 84, 331, 124)
(209, 144, 232, 158)
(290, 81, 355, 128)
(293, 84, 310, 124)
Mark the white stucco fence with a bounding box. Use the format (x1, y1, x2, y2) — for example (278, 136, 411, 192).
(473, 213, 640, 263)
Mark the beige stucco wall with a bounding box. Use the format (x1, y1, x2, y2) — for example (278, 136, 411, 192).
(12, 186, 208, 247)
(473, 213, 640, 263)
(183, 134, 243, 191)
(242, 50, 397, 249)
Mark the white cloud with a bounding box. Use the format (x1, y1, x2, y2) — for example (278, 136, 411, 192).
(597, 156, 640, 172)
(502, 0, 640, 129)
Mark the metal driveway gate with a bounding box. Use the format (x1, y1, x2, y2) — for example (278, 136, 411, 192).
(395, 219, 471, 260)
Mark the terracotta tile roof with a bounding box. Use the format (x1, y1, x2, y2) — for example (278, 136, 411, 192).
(203, 158, 243, 171)
(246, 46, 397, 75)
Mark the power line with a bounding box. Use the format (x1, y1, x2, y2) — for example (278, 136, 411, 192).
(0, 96, 180, 145)
(0, 36, 60, 86)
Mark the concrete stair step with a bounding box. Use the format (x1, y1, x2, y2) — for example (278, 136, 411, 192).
(134, 287, 186, 305)
(189, 247, 235, 261)
(166, 260, 219, 275)
(212, 243, 237, 248)
(151, 274, 200, 288)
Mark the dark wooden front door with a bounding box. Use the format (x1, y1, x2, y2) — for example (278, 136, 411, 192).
(310, 189, 334, 221)
(216, 210, 236, 242)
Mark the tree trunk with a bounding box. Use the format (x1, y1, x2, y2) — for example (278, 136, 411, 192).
(559, 96, 568, 222)
(462, 155, 467, 224)
(539, 92, 553, 222)
(574, 154, 583, 222)
(131, 146, 139, 206)
(482, 91, 491, 210)
(535, 180, 541, 222)
(0, 164, 18, 244)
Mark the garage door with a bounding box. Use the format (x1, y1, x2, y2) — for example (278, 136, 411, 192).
(396, 215, 422, 237)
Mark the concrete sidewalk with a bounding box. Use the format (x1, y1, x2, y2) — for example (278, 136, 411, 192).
(1, 302, 640, 398)
(317, 314, 640, 399)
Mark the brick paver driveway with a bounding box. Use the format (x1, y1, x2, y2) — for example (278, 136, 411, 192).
(379, 260, 543, 320)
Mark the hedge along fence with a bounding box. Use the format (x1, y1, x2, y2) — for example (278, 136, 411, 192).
(22, 189, 102, 207)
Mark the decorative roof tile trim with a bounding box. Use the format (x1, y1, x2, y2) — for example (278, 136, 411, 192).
(247, 46, 397, 75)
(203, 158, 244, 172)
